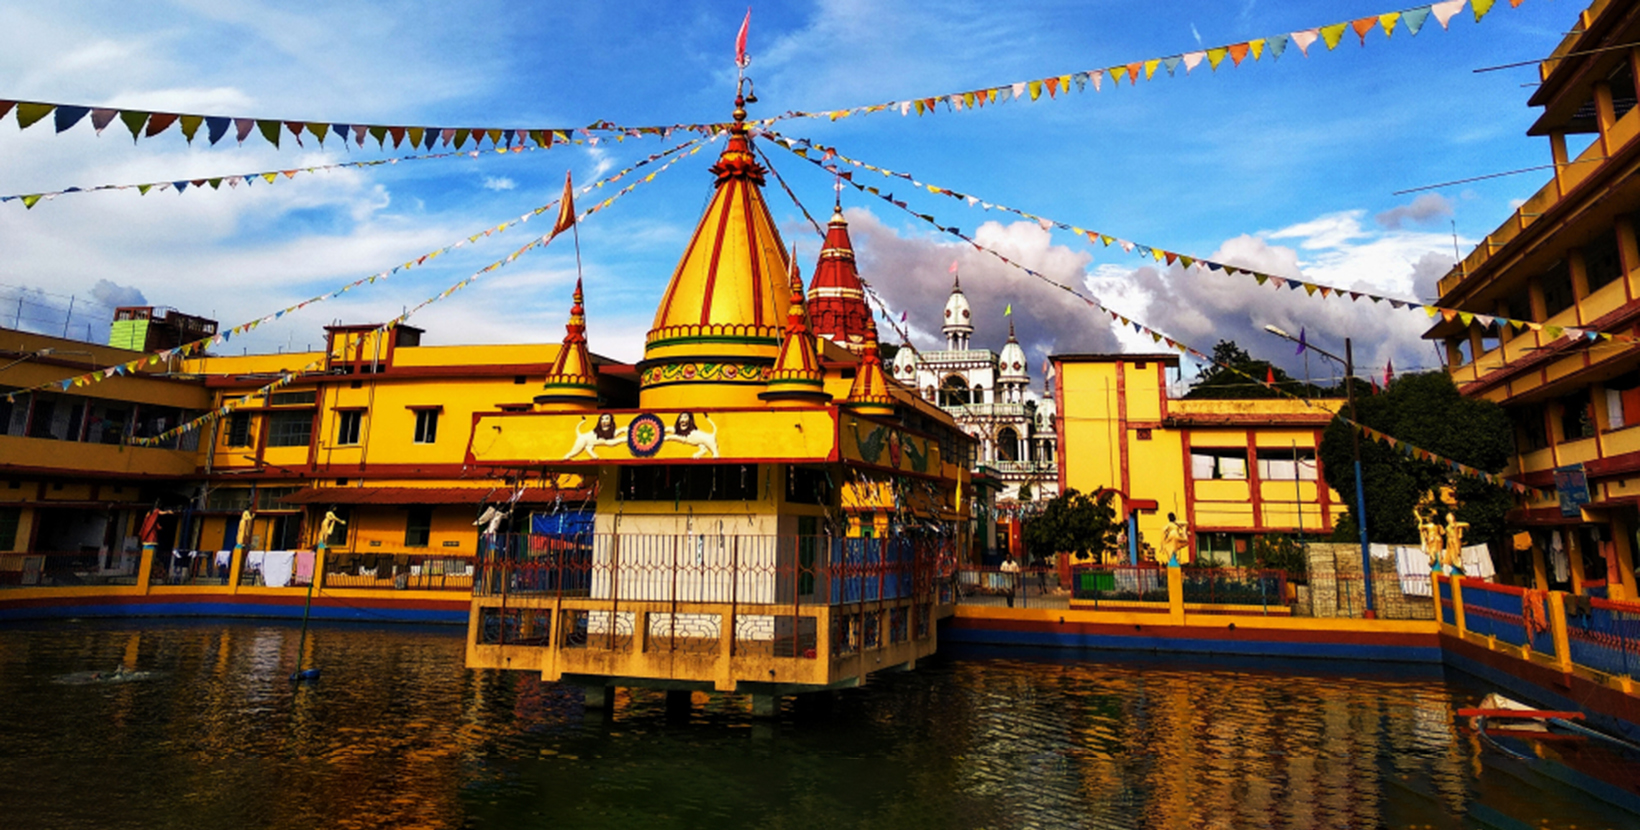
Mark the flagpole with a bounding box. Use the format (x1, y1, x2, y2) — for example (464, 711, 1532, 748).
(572, 213, 585, 284)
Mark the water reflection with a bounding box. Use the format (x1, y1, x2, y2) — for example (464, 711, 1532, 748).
(0, 622, 1629, 829)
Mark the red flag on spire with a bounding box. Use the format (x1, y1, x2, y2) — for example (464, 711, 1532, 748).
(1265, 365, 1275, 386)
(550, 171, 575, 240)
(1383, 358, 1393, 389)
(735, 9, 752, 69)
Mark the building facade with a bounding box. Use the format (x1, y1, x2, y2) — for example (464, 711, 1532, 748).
(1053, 354, 1343, 564)
(1, 330, 208, 584)
(888, 275, 1058, 506)
(1428, 0, 1640, 600)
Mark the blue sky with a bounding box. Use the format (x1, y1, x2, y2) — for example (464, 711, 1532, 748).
(0, 0, 1576, 388)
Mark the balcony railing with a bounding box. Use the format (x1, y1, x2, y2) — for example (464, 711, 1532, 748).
(986, 459, 1056, 475)
(0, 551, 142, 588)
(473, 532, 956, 609)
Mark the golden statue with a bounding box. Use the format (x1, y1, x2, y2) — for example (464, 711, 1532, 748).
(236, 508, 255, 549)
(1160, 512, 1190, 566)
(1443, 511, 1469, 576)
(319, 508, 347, 547)
(1415, 506, 1445, 572)
(1414, 482, 1467, 574)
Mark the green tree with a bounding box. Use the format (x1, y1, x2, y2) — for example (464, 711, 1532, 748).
(1022, 488, 1121, 561)
(1186, 339, 1321, 399)
(1319, 371, 1513, 546)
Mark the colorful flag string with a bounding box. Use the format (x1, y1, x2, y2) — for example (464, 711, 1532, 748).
(4, 134, 580, 208)
(0, 96, 768, 152)
(768, 132, 1539, 496)
(9, 137, 710, 406)
(774, 0, 1523, 126)
(129, 133, 713, 448)
(764, 132, 1633, 351)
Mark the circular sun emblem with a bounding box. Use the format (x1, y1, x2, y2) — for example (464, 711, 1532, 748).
(627, 413, 665, 457)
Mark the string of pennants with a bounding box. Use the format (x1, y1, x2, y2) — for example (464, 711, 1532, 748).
(764, 132, 1634, 350)
(0, 96, 759, 152)
(775, 0, 1524, 125)
(129, 133, 715, 448)
(4, 134, 589, 209)
(769, 132, 1540, 496)
(3, 1, 1521, 156)
(8, 137, 711, 407)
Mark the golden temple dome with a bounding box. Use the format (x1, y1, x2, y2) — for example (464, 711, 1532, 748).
(640, 93, 792, 408)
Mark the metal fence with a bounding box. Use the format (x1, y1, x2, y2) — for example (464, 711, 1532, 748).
(1180, 566, 1287, 610)
(150, 551, 232, 586)
(956, 567, 1066, 608)
(474, 533, 947, 609)
(1068, 564, 1168, 605)
(0, 551, 142, 587)
(1457, 580, 1557, 656)
(323, 552, 474, 591)
(1566, 596, 1640, 677)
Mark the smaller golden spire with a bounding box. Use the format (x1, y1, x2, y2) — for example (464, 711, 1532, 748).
(534, 278, 599, 411)
(760, 249, 831, 407)
(842, 332, 896, 418)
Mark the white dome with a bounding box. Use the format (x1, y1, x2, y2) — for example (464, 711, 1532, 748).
(1035, 398, 1056, 429)
(999, 340, 1029, 381)
(942, 286, 972, 334)
(892, 345, 918, 378)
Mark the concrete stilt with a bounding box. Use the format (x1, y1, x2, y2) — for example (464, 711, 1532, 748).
(582, 685, 610, 708)
(751, 693, 780, 718)
(665, 689, 693, 717)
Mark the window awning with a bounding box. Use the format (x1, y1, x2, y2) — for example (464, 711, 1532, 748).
(280, 487, 588, 506)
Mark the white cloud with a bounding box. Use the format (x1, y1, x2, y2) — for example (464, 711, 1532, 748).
(1375, 193, 1454, 230)
(483, 176, 517, 191)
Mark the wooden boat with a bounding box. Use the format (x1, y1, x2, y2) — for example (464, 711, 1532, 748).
(1463, 693, 1640, 816)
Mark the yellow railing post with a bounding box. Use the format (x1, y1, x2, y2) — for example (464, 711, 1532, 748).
(227, 545, 245, 594)
(1549, 592, 1574, 673)
(1450, 575, 1467, 636)
(136, 544, 156, 594)
(1167, 563, 1185, 625)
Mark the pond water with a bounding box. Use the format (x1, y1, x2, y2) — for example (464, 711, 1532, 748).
(0, 620, 1631, 829)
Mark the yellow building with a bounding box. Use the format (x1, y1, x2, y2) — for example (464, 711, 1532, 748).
(1052, 354, 1343, 564)
(1, 329, 208, 585)
(1427, 0, 1640, 599)
(174, 321, 604, 590)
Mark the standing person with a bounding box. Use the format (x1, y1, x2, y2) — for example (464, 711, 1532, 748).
(999, 556, 1021, 608)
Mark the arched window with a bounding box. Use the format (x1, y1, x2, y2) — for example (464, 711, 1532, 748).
(940, 375, 970, 407)
(997, 427, 1020, 462)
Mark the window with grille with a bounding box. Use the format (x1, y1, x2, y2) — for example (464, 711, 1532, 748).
(225, 412, 253, 447)
(267, 411, 312, 448)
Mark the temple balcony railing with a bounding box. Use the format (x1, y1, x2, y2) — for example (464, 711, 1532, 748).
(938, 402, 1030, 419)
(986, 459, 1057, 476)
(472, 532, 957, 609)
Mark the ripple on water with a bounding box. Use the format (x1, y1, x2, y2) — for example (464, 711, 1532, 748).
(0, 622, 1635, 830)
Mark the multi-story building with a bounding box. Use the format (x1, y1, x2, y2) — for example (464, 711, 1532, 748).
(1052, 353, 1342, 563)
(887, 275, 1058, 506)
(1427, 0, 1640, 600)
(1, 329, 208, 584)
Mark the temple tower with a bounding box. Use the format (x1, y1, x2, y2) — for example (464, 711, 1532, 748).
(639, 94, 791, 409)
(807, 203, 875, 355)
